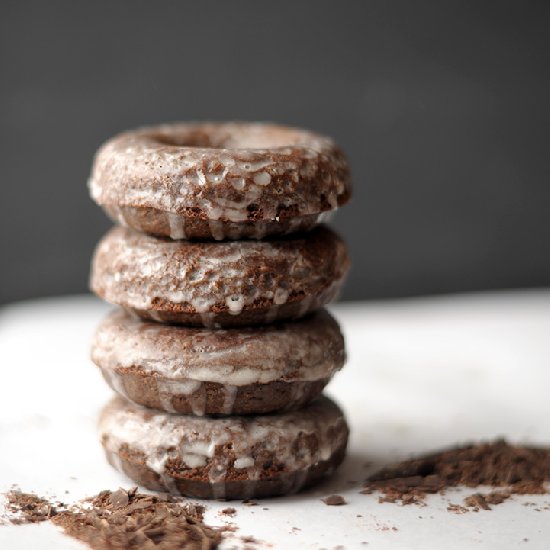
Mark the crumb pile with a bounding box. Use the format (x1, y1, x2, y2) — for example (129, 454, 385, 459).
(5, 488, 221, 549)
(362, 439, 550, 508)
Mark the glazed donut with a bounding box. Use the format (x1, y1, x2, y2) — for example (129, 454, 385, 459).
(89, 122, 351, 240)
(99, 394, 349, 499)
(92, 308, 345, 416)
(90, 225, 350, 328)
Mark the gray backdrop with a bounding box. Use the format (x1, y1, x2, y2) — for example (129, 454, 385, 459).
(1, 1, 549, 305)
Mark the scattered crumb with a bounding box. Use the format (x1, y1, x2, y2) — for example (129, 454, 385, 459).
(447, 503, 469, 514)
(377, 487, 427, 506)
(4, 490, 60, 524)
(322, 495, 347, 506)
(220, 507, 237, 517)
(242, 499, 258, 506)
(463, 491, 511, 511)
(373, 520, 398, 532)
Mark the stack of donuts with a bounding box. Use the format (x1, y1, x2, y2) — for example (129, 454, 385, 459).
(88, 122, 352, 499)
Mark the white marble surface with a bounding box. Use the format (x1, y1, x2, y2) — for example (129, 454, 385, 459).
(0, 291, 549, 549)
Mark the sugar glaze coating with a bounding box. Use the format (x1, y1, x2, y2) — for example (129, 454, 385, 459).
(92, 308, 345, 385)
(89, 122, 351, 239)
(92, 308, 345, 415)
(90, 225, 350, 326)
(99, 395, 349, 498)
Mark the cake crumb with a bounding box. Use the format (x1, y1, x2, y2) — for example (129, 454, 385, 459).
(4, 490, 61, 524)
(4, 488, 221, 549)
(447, 503, 469, 514)
(322, 495, 347, 506)
(362, 439, 550, 507)
(464, 491, 511, 511)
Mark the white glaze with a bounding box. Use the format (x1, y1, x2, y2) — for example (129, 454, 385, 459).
(167, 212, 187, 240)
(234, 457, 255, 469)
(90, 225, 350, 322)
(91, 308, 345, 385)
(156, 378, 203, 413)
(89, 122, 350, 226)
(101, 368, 129, 399)
(221, 385, 238, 415)
(99, 395, 348, 491)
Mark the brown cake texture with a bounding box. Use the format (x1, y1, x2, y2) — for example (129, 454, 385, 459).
(90, 225, 350, 328)
(92, 308, 345, 415)
(99, 395, 349, 500)
(89, 122, 351, 240)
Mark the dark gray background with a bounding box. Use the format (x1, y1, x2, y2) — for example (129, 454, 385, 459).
(1, 1, 549, 305)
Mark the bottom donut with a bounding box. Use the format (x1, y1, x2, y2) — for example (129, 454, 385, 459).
(99, 395, 349, 500)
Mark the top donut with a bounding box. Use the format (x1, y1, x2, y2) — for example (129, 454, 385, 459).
(89, 122, 351, 240)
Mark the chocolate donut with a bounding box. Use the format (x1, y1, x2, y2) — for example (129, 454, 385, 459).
(99, 395, 349, 499)
(92, 308, 345, 416)
(90, 225, 350, 327)
(89, 122, 351, 240)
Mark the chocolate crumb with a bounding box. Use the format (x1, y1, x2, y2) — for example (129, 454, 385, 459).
(322, 495, 347, 506)
(447, 503, 469, 514)
(464, 491, 511, 511)
(4, 488, 221, 549)
(220, 507, 237, 517)
(242, 499, 258, 506)
(108, 488, 129, 508)
(362, 439, 550, 506)
(5, 491, 61, 524)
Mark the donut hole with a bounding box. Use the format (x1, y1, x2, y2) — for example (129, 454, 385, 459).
(150, 124, 307, 150)
(154, 131, 220, 148)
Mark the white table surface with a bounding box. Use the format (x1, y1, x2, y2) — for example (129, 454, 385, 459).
(0, 291, 549, 549)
